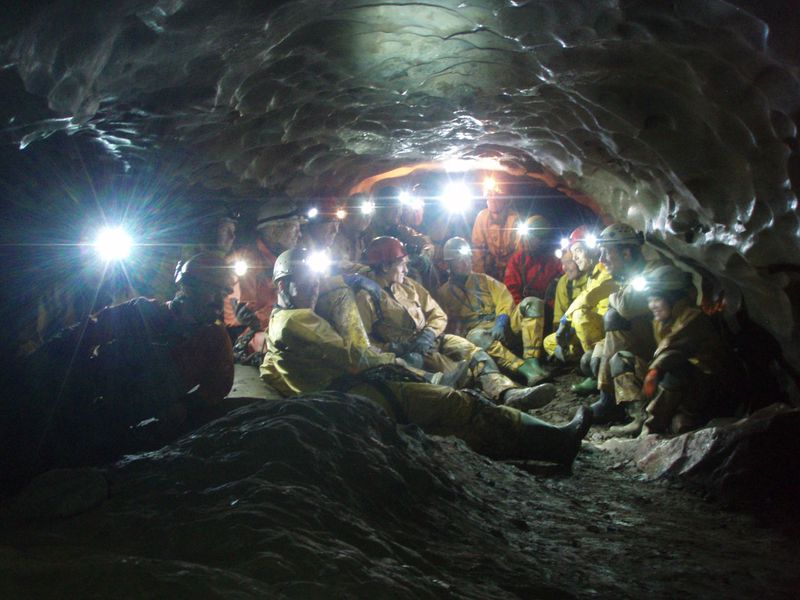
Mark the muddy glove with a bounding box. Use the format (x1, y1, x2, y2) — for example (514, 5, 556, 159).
(643, 368, 661, 399)
(233, 300, 260, 329)
(518, 296, 544, 318)
(409, 327, 437, 355)
(344, 273, 383, 304)
(490, 314, 509, 342)
(386, 340, 410, 355)
(555, 316, 574, 348)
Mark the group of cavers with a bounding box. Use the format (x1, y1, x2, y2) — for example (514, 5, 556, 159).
(3, 185, 740, 484)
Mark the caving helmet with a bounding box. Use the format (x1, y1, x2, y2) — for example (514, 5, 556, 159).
(596, 223, 643, 246)
(442, 237, 472, 261)
(644, 265, 693, 297)
(174, 252, 235, 292)
(363, 236, 408, 266)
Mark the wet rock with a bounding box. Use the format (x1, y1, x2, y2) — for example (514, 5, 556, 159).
(4, 468, 108, 519)
(634, 403, 800, 507)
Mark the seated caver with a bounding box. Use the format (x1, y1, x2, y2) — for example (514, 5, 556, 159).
(588, 223, 669, 436)
(4, 253, 236, 480)
(260, 247, 592, 465)
(354, 236, 557, 411)
(545, 226, 619, 395)
(542, 231, 590, 363)
(436, 236, 550, 385)
(641, 266, 738, 435)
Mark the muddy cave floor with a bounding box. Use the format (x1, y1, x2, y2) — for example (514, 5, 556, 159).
(2, 365, 799, 599)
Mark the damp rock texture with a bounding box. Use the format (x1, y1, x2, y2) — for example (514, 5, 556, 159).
(3, 1, 799, 364)
(1, 394, 799, 599)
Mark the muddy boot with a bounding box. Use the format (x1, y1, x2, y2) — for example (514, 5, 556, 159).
(608, 400, 645, 437)
(518, 406, 593, 465)
(571, 376, 597, 396)
(517, 358, 551, 386)
(502, 383, 556, 411)
(589, 390, 626, 424)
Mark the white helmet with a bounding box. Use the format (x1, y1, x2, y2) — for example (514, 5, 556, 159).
(443, 237, 472, 261)
(597, 223, 643, 246)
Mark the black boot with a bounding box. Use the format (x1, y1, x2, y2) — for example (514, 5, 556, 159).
(518, 406, 592, 466)
(589, 390, 626, 424)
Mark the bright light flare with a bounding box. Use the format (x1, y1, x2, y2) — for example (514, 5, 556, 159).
(554, 249, 564, 259)
(559, 237, 570, 249)
(483, 177, 500, 195)
(585, 233, 598, 249)
(234, 259, 248, 277)
(336, 208, 347, 220)
(399, 190, 423, 211)
(94, 226, 133, 262)
(307, 207, 319, 219)
(516, 222, 530, 236)
(307, 250, 332, 275)
(631, 275, 647, 292)
(458, 246, 471, 256)
(440, 182, 471, 213)
(360, 200, 375, 215)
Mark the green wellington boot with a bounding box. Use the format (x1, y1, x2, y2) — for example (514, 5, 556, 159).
(571, 376, 598, 396)
(517, 358, 551, 386)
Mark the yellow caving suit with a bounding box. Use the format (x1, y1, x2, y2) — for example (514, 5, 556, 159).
(260, 307, 533, 459)
(471, 209, 520, 281)
(542, 270, 590, 359)
(645, 299, 735, 433)
(594, 256, 667, 402)
(354, 274, 518, 400)
(435, 272, 538, 372)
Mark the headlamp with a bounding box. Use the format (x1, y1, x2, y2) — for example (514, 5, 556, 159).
(483, 176, 499, 195)
(585, 233, 598, 249)
(234, 259, 248, 277)
(307, 207, 319, 219)
(440, 182, 471, 213)
(458, 246, 471, 256)
(516, 222, 530, 236)
(560, 237, 570, 249)
(94, 226, 133, 262)
(399, 190, 423, 211)
(336, 208, 347, 220)
(631, 275, 647, 292)
(554, 249, 564, 259)
(361, 200, 375, 215)
(307, 250, 332, 275)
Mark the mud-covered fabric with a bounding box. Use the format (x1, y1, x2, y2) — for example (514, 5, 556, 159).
(471, 208, 520, 281)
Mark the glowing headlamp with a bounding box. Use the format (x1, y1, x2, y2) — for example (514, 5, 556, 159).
(516, 222, 530, 236)
(559, 237, 570, 249)
(336, 208, 347, 220)
(360, 200, 375, 215)
(631, 275, 647, 292)
(554, 249, 564, 259)
(483, 176, 499, 195)
(440, 182, 471, 213)
(307, 250, 332, 275)
(94, 226, 133, 262)
(307, 207, 319, 219)
(585, 233, 598, 249)
(458, 246, 471, 256)
(399, 190, 423, 211)
(234, 259, 248, 277)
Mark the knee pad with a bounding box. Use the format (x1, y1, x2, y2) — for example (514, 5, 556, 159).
(603, 308, 631, 332)
(579, 351, 593, 377)
(470, 349, 499, 374)
(609, 351, 637, 378)
(520, 296, 544, 318)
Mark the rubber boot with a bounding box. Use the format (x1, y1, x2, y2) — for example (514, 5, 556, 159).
(608, 400, 645, 437)
(502, 383, 556, 411)
(571, 376, 597, 396)
(516, 358, 551, 386)
(589, 390, 626, 424)
(517, 406, 593, 465)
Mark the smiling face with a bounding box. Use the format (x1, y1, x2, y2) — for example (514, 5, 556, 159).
(561, 256, 580, 280)
(571, 243, 595, 272)
(648, 296, 672, 322)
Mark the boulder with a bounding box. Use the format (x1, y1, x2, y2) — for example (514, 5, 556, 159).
(634, 403, 800, 507)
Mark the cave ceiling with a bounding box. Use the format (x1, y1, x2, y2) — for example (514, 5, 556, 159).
(1, 0, 799, 360)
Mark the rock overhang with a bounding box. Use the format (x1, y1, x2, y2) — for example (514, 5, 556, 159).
(2, 0, 799, 365)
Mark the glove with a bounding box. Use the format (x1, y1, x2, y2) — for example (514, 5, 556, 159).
(233, 299, 260, 329)
(643, 368, 661, 399)
(344, 273, 383, 303)
(409, 327, 437, 355)
(553, 345, 567, 364)
(555, 316, 573, 348)
(518, 297, 543, 318)
(490, 314, 509, 342)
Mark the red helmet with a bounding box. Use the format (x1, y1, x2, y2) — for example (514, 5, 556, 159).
(364, 236, 407, 266)
(569, 226, 589, 244)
